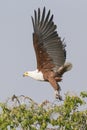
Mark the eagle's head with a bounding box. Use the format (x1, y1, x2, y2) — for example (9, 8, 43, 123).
(23, 70, 44, 81)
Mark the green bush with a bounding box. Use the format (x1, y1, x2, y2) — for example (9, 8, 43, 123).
(0, 92, 87, 130)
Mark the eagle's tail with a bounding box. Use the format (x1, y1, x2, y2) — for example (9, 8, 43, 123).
(57, 62, 72, 75)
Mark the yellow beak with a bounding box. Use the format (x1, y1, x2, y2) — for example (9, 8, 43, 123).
(23, 72, 29, 77)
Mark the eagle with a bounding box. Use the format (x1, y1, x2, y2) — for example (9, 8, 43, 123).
(23, 7, 72, 100)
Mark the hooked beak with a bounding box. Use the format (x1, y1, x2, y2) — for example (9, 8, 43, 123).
(23, 72, 29, 77)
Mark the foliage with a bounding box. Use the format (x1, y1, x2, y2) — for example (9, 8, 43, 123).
(0, 92, 87, 130)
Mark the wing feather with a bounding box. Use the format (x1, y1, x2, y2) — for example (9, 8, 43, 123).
(32, 7, 66, 71)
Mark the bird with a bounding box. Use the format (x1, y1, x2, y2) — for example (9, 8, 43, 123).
(23, 7, 72, 100)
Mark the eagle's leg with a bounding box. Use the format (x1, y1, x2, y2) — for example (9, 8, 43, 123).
(54, 84, 62, 100)
(48, 77, 62, 100)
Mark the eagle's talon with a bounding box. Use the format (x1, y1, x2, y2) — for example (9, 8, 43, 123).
(55, 90, 63, 100)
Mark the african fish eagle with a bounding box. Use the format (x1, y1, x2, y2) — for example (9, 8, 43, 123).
(23, 7, 72, 100)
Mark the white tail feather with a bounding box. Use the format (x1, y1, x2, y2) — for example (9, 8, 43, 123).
(64, 62, 72, 71)
(58, 62, 72, 74)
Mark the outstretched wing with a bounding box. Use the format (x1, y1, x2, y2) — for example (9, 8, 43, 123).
(31, 7, 66, 72)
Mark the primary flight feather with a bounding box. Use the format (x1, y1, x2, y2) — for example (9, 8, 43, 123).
(23, 7, 72, 100)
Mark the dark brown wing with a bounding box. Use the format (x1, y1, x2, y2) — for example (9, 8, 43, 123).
(31, 7, 66, 72)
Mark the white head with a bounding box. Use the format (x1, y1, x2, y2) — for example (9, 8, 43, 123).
(23, 69, 44, 81)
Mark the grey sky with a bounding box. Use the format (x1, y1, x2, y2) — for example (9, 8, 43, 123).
(0, 0, 87, 102)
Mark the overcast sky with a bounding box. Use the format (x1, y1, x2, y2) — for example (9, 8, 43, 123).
(0, 0, 87, 103)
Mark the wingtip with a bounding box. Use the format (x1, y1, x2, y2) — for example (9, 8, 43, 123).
(43, 6, 46, 11)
